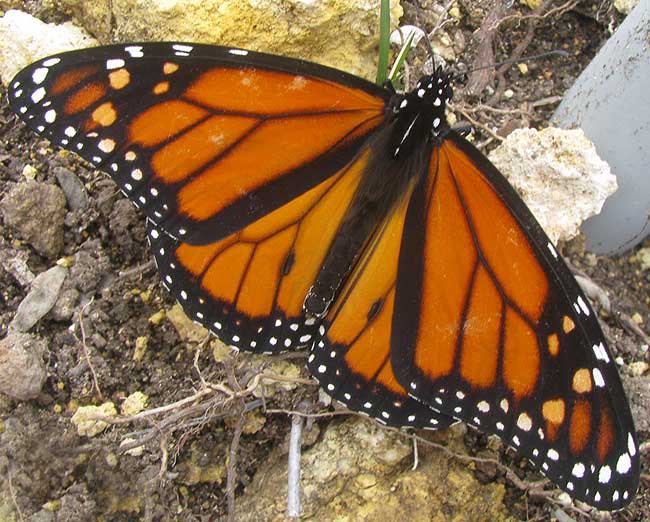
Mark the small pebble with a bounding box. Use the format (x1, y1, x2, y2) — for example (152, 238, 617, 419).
(54, 166, 89, 211)
(149, 310, 166, 325)
(22, 164, 38, 179)
(121, 391, 148, 415)
(106, 452, 119, 467)
(0, 331, 47, 400)
(629, 361, 649, 376)
(71, 402, 117, 437)
(133, 336, 148, 361)
(10, 265, 68, 332)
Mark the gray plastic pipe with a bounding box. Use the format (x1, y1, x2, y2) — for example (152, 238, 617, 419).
(552, 0, 650, 254)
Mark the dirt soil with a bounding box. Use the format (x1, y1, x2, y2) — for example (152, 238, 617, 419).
(0, 1, 648, 521)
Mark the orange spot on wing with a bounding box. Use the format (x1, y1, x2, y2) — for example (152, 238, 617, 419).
(572, 369, 592, 394)
(151, 114, 258, 184)
(597, 404, 614, 463)
(459, 265, 502, 388)
(153, 81, 169, 95)
(442, 141, 549, 323)
(184, 67, 385, 115)
(128, 100, 209, 147)
(542, 398, 565, 442)
(547, 333, 560, 356)
(415, 149, 476, 379)
(502, 308, 540, 400)
(63, 82, 106, 115)
(109, 68, 130, 90)
(50, 65, 100, 95)
(569, 399, 592, 455)
(163, 62, 179, 74)
(91, 102, 117, 127)
(177, 110, 379, 221)
(563, 315, 576, 333)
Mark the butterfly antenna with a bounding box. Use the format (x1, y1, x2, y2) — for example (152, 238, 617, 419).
(451, 50, 569, 81)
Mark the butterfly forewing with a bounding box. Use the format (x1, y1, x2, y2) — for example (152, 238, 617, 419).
(8, 43, 387, 244)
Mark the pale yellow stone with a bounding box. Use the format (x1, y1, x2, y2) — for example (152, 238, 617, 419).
(56, 256, 74, 267)
(22, 165, 37, 179)
(181, 442, 227, 485)
(520, 0, 543, 8)
(43, 499, 61, 512)
(166, 303, 208, 343)
(121, 391, 148, 416)
(71, 402, 117, 437)
(133, 336, 148, 361)
(211, 339, 231, 363)
(148, 309, 166, 325)
(105, 452, 119, 467)
(629, 361, 649, 376)
(636, 247, 650, 270)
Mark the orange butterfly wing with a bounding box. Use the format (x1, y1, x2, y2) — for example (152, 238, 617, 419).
(147, 147, 371, 351)
(306, 167, 455, 428)
(392, 134, 638, 510)
(309, 131, 638, 507)
(8, 43, 386, 244)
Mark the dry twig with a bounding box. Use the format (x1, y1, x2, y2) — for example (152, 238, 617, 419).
(226, 410, 245, 522)
(495, 0, 580, 27)
(428, 0, 458, 37)
(449, 103, 504, 142)
(7, 470, 25, 522)
(287, 414, 304, 518)
(465, 0, 511, 95)
(117, 259, 155, 279)
(77, 297, 103, 399)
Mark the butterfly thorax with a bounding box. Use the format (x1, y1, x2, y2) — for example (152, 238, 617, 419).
(387, 70, 452, 159)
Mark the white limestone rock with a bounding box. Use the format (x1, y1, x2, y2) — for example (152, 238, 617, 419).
(488, 127, 617, 244)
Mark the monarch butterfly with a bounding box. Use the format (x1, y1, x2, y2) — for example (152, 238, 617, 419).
(8, 42, 639, 511)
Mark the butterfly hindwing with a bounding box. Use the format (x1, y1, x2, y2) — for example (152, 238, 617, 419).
(145, 146, 380, 352)
(308, 141, 455, 429)
(390, 132, 639, 510)
(8, 42, 387, 245)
